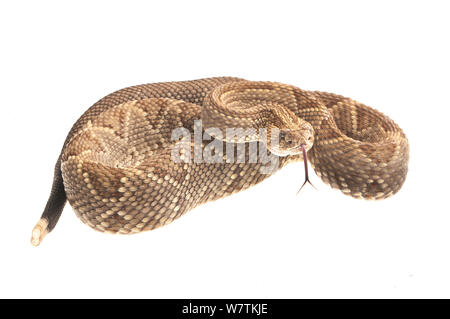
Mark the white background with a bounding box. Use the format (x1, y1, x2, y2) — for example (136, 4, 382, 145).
(0, 0, 449, 298)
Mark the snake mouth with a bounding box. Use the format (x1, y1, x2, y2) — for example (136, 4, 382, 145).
(292, 142, 311, 153)
(297, 144, 316, 194)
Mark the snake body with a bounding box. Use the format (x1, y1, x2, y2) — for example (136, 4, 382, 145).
(31, 77, 409, 245)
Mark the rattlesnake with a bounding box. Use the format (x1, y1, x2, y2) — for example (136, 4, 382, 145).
(31, 77, 409, 245)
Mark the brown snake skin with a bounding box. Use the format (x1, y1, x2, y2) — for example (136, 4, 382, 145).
(31, 77, 409, 245)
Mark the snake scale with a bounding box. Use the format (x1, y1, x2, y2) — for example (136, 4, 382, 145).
(31, 77, 409, 246)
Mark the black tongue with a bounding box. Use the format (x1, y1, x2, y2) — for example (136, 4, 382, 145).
(297, 144, 316, 195)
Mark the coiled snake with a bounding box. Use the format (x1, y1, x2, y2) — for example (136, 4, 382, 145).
(31, 77, 409, 246)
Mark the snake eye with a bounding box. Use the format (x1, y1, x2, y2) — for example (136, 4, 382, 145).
(280, 131, 286, 140)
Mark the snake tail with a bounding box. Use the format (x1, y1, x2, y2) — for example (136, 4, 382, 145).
(31, 157, 67, 246)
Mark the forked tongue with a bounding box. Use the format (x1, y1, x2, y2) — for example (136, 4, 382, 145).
(297, 144, 316, 195)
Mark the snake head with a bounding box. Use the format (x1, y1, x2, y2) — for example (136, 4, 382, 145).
(269, 121, 314, 156)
